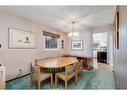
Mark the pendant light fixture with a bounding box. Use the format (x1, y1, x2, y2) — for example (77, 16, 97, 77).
(68, 21, 79, 37)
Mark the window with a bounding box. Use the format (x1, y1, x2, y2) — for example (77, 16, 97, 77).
(43, 35, 59, 50)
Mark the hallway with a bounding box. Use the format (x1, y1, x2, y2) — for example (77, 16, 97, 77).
(93, 58, 113, 71)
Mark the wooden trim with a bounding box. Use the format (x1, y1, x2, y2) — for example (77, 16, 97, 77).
(116, 7, 119, 49)
(43, 31, 60, 38)
(114, 6, 119, 49)
(6, 73, 30, 83)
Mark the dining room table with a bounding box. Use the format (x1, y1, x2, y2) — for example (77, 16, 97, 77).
(36, 57, 78, 69)
(36, 57, 78, 87)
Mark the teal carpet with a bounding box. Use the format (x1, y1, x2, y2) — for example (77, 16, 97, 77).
(6, 69, 116, 89)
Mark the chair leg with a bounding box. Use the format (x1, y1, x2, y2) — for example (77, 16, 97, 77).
(50, 68, 52, 72)
(81, 70, 84, 78)
(30, 75, 32, 88)
(65, 81, 67, 89)
(38, 80, 40, 89)
(55, 74, 57, 88)
(51, 74, 53, 88)
(75, 74, 78, 85)
(48, 68, 49, 72)
(58, 78, 59, 88)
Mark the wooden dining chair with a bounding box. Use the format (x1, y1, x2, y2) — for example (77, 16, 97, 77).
(77, 60, 84, 77)
(55, 63, 78, 89)
(29, 62, 53, 89)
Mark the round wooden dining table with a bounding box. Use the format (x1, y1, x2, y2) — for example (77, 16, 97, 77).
(36, 57, 78, 68)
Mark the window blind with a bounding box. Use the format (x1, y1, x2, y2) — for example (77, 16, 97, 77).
(43, 31, 60, 38)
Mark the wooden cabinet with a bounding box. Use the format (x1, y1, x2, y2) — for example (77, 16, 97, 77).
(63, 54, 93, 70)
(0, 63, 5, 89)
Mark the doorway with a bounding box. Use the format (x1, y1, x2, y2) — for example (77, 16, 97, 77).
(92, 32, 113, 71)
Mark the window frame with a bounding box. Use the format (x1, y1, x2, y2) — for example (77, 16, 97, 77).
(43, 35, 60, 51)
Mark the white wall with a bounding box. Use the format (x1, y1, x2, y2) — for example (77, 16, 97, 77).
(67, 30, 93, 57)
(113, 6, 127, 89)
(107, 31, 113, 64)
(91, 24, 113, 33)
(0, 11, 95, 81)
(0, 12, 67, 81)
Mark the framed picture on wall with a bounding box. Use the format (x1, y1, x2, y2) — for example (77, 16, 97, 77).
(71, 40, 83, 51)
(9, 28, 36, 49)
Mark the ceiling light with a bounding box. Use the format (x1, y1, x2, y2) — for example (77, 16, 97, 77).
(68, 21, 79, 37)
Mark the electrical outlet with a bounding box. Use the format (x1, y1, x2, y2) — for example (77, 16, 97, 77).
(15, 69, 22, 78)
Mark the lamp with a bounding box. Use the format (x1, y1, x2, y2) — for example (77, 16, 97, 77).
(68, 21, 79, 37)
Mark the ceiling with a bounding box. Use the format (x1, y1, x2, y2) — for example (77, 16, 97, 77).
(0, 6, 116, 33)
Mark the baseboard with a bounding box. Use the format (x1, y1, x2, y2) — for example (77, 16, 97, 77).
(6, 73, 30, 83)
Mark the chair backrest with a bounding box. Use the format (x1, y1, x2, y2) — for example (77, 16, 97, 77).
(35, 59, 44, 65)
(30, 63, 32, 73)
(67, 64, 75, 75)
(65, 63, 78, 78)
(30, 62, 38, 74)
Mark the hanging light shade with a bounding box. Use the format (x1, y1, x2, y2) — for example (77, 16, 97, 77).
(68, 32, 79, 37)
(68, 21, 79, 37)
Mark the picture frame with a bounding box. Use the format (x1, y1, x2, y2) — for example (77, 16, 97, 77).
(71, 40, 83, 51)
(8, 28, 36, 49)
